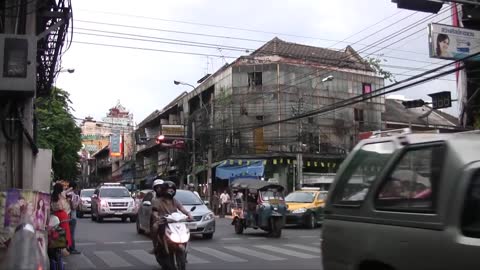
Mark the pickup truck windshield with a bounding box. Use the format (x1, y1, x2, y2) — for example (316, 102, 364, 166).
(100, 188, 130, 198)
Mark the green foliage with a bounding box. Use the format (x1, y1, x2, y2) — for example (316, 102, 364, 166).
(36, 87, 82, 181)
(366, 57, 397, 83)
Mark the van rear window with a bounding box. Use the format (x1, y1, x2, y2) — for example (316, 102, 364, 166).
(333, 142, 396, 206)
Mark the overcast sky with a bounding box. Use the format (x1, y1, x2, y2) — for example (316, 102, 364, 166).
(56, 0, 458, 125)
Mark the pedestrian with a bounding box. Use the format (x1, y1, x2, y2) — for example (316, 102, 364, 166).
(51, 183, 72, 257)
(67, 182, 81, 254)
(211, 191, 220, 216)
(219, 190, 230, 218)
(187, 183, 201, 198)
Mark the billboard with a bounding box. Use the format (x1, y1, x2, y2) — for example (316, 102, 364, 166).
(161, 125, 185, 137)
(110, 128, 122, 157)
(429, 23, 480, 61)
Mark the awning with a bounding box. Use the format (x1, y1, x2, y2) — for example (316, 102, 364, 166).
(215, 159, 265, 180)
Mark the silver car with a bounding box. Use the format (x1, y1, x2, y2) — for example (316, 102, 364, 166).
(77, 188, 95, 218)
(136, 190, 215, 239)
(322, 131, 480, 270)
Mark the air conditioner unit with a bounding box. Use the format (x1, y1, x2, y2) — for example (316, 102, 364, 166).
(0, 34, 36, 96)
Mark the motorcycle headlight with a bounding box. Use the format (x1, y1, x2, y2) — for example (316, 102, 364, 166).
(292, 208, 307, 214)
(203, 213, 214, 221)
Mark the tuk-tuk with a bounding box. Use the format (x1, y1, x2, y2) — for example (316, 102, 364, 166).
(230, 178, 287, 238)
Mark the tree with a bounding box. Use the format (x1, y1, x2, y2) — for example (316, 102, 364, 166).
(36, 87, 82, 181)
(366, 56, 397, 83)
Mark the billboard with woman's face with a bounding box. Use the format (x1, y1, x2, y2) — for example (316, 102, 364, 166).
(429, 23, 480, 61)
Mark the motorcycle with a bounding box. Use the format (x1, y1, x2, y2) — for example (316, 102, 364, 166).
(47, 215, 69, 270)
(154, 207, 196, 270)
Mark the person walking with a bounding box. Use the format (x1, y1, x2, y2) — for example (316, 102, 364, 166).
(211, 191, 220, 216)
(67, 182, 81, 254)
(219, 190, 230, 218)
(51, 183, 72, 257)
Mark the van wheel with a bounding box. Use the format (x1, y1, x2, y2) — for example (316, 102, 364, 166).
(305, 213, 316, 229)
(77, 211, 84, 218)
(97, 216, 103, 223)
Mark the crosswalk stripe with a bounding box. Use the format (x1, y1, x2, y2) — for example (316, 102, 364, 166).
(224, 246, 286, 261)
(94, 250, 132, 268)
(191, 247, 247, 262)
(313, 242, 321, 246)
(125, 249, 157, 266)
(283, 244, 321, 253)
(187, 253, 210, 264)
(254, 245, 320, 259)
(66, 253, 97, 269)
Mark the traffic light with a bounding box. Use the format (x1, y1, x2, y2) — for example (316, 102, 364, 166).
(428, 91, 451, 109)
(402, 99, 426, 109)
(391, 0, 443, 13)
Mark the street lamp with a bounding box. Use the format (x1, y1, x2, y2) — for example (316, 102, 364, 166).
(321, 75, 334, 82)
(173, 80, 195, 89)
(59, 68, 75, 73)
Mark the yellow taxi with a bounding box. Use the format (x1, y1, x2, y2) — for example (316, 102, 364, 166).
(285, 187, 328, 229)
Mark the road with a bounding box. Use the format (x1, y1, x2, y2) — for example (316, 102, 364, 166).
(64, 215, 322, 270)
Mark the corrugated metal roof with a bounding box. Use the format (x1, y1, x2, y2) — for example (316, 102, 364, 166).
(384, 99, 459, 127)
(250, 37, 373, 71)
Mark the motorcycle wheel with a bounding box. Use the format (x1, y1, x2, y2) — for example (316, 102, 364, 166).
(174, 249, 186, 270)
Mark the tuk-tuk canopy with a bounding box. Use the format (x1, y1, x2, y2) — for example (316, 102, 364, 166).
(230, 178, 285, 192)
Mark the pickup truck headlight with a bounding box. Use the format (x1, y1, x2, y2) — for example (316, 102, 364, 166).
(292, 208, 307, 214)
(203, 213, 215, 221)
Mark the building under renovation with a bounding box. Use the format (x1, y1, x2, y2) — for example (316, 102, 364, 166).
(135, 37, 387, 193)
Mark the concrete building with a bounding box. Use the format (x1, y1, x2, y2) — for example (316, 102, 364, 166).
(135, 37, 387, 195)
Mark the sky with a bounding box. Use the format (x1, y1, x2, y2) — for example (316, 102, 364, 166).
(56, 0, 459, 125)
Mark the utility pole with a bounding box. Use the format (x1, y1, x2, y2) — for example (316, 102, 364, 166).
(192, 121, 196, 187)
(293, 97, 304, 189)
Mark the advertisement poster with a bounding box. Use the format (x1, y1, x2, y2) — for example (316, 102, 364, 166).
(429, 23, 480, 61)
(33, 192, 50, 231)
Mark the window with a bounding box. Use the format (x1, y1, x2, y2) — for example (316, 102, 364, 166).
(333, 142, 396, 206)
(354, 108, 364, 129)
(100, 188, 130, 198)
(462, 171, 480, 238)
(142, 192, 153, 202)
(80, 190, 94, 197)
(175, 191, 203, 205)
(248, 72, 262, 86)
(375, 144, 445, 213)
(362, 83, 372, 94)
(354, 108, 364, 122)
(285, 192, 315, 203)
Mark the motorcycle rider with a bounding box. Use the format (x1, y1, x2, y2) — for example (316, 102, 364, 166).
(149, 179, 193, 254)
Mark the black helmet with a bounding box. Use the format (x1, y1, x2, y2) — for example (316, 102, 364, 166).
(159, 181, 176, 198)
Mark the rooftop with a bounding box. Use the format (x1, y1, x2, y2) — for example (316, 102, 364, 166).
(250, 37, 373, 71)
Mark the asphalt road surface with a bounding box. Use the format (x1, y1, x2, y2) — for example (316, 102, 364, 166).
(64, 215, 322, 270)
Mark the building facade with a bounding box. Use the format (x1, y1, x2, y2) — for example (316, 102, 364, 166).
(135, 37, 387, 195)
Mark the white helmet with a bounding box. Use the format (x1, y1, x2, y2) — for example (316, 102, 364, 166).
(152, 179, 164, 189)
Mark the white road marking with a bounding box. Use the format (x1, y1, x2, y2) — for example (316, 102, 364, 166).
(254, 245, 320, 259)
(94, 250, 132, 267)
(220, 237, 242, 241)
(187, 253, 210, 264)
(283, 244, 322, 253)
(312, 242, 321, 246)
(224, 246, 286, 261)
(76, 242, 96, 246)
(125, 250, 157, 266)
(131, 240, 151, 244)
(104, 241, 126, 244)
(191, 247, 247, 262)
(65, 253, 97, 269)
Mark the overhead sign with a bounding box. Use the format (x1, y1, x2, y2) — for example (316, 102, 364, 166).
(428, 23, 480, 61)
(161, 125, 185, 137)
